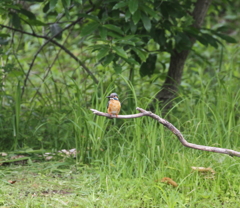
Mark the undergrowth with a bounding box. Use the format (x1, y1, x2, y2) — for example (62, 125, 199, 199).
(0, 45, 240, 207)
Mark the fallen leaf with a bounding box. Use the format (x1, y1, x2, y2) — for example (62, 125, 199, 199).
(8, 180, 17, 184)
(161, 177, 178, 187)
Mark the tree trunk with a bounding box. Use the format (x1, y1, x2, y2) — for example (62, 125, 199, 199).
(156, 0, 213, 111)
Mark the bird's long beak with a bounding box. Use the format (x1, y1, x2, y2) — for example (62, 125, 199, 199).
(106, 96, 111, 98)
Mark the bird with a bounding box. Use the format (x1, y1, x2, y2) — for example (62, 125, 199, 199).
(106, 93, 121, 117)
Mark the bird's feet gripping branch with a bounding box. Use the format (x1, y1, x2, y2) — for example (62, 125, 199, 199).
(106, 93, 121, 117)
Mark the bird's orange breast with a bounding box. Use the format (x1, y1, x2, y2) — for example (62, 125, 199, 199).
(108, 99, 121, 115)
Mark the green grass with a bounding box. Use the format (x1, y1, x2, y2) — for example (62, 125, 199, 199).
(1, 45, 240, 207)
(0, 155, 240, 208)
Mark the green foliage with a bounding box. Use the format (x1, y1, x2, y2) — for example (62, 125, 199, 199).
(0, 0, 237, 80)
(0, 1, 240, 206)
(0, 0, 239, 152)
(140, 54, 157, 77)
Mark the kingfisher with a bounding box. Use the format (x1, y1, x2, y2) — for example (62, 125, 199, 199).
(106, 93, 121, 117)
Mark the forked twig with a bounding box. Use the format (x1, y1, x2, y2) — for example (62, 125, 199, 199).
(90, 107, 240, 157)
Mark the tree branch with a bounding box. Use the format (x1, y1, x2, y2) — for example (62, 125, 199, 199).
(0, 16, 99, 96)
(90, 107, 240, 157)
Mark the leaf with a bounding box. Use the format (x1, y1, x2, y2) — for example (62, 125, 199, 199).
(101, 11, 108, 22)
(141, 13, 151, 31)
(103, 24, 124, 35)
(73, 0, 82, 3)
(80, 21, 99, 37)
(50, 0, 58, 10)
(118, 39, 135, 46)
(61, 0, 70, 18)
(132, 48, 147, 62)
(150, 29, 166, 46)
(132, 9, 141, 25)
(141, 4, 159, 20)
(129, 20, 137, 33)
(117, 35, 137, 45)
(89, 44, 104, 51)
(8, 70, 24, 77)
(19, 8, 36, 19)
(214, 33, 237, 43)
(112, 46, 128, 59)
(61, 0, 70, 7)
(121, 35, 136, 41)
(43, 3, 50, 13)
(8, 180, 17, 184)
(107, 31, 122, 39)
(77, 14, 99, 22)
(97, 47, 110, 61)
(99, 27, 108, 40)
(102, 54, 115, 66)
(202, 34, 218, 48)
(196, 35, 209, 46)
(215, 26, 229, 32)
(161, 177, 178, 187)
(113, 1, 127, 10)
(140, 54, 157, 77)
(50, 23, 62, 39)
(11, 13, 21, 28)
(124, 57, 139, 65)
(27, 19, 46, 26)
(125, 10, 131, 21)
(20, 0, 44, 2)
(113, 63, 122, 74)
(128, 0, 138, 15)
(0, 33, 10, 38)
(185, 26, 200, 37)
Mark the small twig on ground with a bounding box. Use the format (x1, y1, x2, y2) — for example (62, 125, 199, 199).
(90, 107, 240, 157)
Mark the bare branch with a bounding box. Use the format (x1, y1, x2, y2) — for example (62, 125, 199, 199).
(90, 107, 240, 157)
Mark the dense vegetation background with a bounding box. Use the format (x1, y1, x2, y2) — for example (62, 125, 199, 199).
(0, 0, 240, 207)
